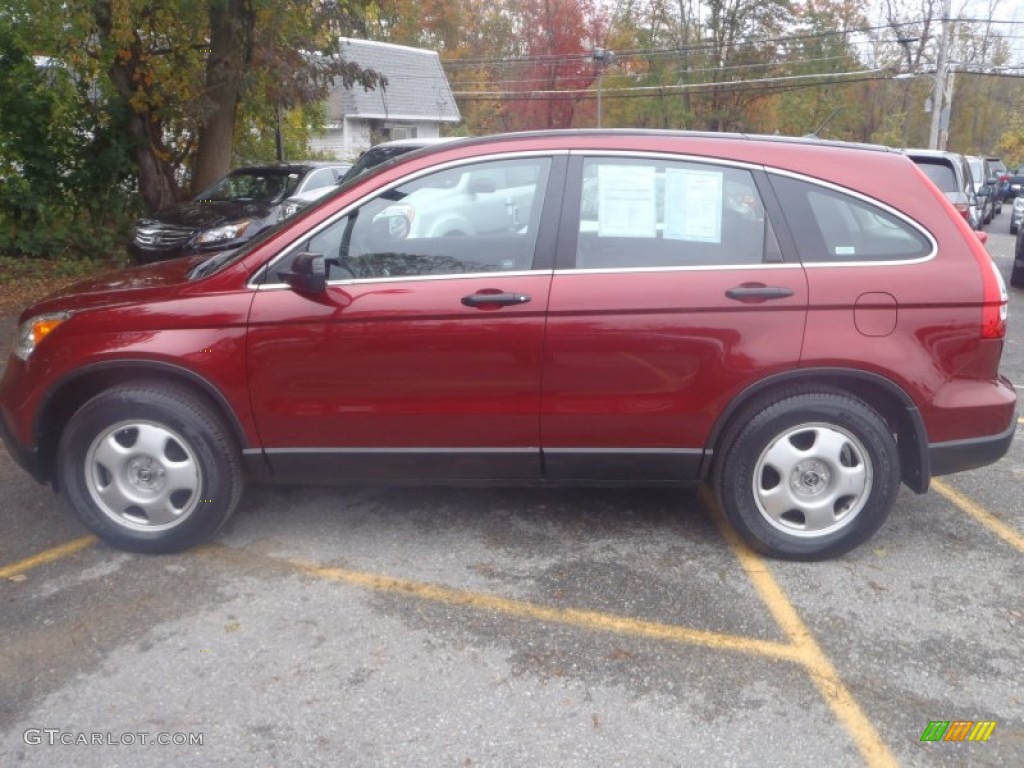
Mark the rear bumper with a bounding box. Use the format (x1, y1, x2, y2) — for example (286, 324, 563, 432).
(929, 414, 1017, 478)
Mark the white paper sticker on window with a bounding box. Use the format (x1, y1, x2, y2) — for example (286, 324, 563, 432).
(597, 165, 657, 238)
(835, 246, 856, 255)
(664, 168, 723, 243)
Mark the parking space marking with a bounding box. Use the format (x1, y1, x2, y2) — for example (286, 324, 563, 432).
(932, 478, 1024, 554)
(0, 535, 97, 580)
(209, 531, 899, 766)
(703, 490, 898, 768)
(202, 545, 803, 662)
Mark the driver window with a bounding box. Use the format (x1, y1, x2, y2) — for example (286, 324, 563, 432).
(297, 156, 551, 281)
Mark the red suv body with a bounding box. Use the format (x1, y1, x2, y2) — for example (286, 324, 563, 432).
(1, 131, 1016, 559)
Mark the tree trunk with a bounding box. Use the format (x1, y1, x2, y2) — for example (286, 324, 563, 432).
(107, 67, 181, 212)
(192, 0, 252, 194)
(93, 1, 179, 213)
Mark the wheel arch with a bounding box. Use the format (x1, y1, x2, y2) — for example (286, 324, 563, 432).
(702, 368, 931, 493)
(34, 360, 251, 488)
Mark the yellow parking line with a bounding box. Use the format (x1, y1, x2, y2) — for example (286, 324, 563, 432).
(932, 478, 1024, 554)
(704, 492, 897, 768)
(202, 545, 802, 663)
(294, 558, 804, 663)
(0, 535, 97, 580)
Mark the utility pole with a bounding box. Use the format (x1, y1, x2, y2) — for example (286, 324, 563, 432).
(928, 0, 953, 149)
(593, 48, 614, 128)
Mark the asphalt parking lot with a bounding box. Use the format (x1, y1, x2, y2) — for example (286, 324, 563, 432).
(1, 228, 1022, 767)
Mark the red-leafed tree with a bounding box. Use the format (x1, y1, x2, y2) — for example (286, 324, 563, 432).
(503, 0, 608, 130)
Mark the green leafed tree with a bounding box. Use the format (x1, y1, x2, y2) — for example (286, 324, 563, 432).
(14, 0, 384, 215)
(0, 12, 136, 258)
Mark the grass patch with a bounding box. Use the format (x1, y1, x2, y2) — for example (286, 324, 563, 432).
(0, 255, 127, 315)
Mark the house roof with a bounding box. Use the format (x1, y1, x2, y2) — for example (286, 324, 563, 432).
(331, 38, 460, 123)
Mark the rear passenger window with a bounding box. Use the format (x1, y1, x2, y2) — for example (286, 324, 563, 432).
(771, 175, 932, 262)
(574, 158, 778, 269)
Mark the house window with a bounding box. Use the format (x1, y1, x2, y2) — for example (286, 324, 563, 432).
(389, 125, 418, 141)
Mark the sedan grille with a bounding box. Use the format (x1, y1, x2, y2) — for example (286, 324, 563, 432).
(134, 224, 196, 248)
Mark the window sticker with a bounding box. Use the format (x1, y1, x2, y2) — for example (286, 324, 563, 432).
(597, 165, 657, 238)
(835, 246, 856, 255)
(664, 168, 723, 242)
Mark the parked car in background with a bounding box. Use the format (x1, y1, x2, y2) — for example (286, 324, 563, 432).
(3, 130, 1015, 561)
(340, 137, 459, 185)
(1010, 195, 1024, 236)
(278, 163, 352, 221)
(966, 155, 997, 224)
(987, 156, 1011, 205)
(277, 139, 459, 222)
(1007, 174, 1024, 200)
(129, 162, 351, 264)
(905, 149, 981, 229)
(1015, 217, 1024, 286)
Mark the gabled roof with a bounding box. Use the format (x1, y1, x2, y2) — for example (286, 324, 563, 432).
(332, 38, 460, 123)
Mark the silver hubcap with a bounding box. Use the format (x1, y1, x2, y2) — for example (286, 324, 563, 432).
(85, 421, 202, 532)
(752, 423, 872, 538)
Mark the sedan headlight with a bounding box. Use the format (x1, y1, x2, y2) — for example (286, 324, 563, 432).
(14, 312, 71, 361)
(195, 220, 252, 245)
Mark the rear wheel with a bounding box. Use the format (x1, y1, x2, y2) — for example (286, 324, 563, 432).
(714, 392, 899, 560)
(57, 383, 244, 553)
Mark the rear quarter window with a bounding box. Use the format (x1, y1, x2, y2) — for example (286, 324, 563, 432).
(769, 174, 932, 263)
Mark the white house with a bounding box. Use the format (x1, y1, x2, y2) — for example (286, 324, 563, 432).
(311, 38, 461, 161)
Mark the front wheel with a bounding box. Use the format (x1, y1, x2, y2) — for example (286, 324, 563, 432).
(57, 382, 244, 553)
(714, 393, 899, 560)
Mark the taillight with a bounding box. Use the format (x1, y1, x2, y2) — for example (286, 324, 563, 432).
(952, 202, 970, 221)
(978, 249, 1008, 339)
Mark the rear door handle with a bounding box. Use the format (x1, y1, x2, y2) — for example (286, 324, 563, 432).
(725, 285, 794, 302)
(461, 292, 532, 308)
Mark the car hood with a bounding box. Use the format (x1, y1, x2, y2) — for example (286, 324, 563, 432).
(23, 256, 208, 318)
(139, 200, 276, 229)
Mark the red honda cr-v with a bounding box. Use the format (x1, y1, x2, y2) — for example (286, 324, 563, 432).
(1, 131, 1016, 559)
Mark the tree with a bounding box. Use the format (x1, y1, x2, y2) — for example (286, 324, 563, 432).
(27, 1, 383, 213)
(0, 12, 136, 258)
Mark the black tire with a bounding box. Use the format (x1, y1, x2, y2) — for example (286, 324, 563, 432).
(57, 382, 244, 553)
(1011, 264, 1024, 289)
(714, 392, 899, 560)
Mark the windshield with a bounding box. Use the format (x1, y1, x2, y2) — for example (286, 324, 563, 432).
(196, 170, 303, 204)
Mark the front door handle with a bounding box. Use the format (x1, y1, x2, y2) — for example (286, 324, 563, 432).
(725, 285, 795, 302)
(461, 292, 532, 308)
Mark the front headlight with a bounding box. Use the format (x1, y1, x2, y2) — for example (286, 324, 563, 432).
(14, 312, 71, 361)
(196, 220, 252, 245)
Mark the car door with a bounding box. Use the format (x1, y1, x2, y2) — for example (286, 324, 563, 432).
(540, 154, 809, 482)
(247, 154, 564, 482)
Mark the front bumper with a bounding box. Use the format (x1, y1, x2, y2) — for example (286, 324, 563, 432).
(0, 402, 44, 483)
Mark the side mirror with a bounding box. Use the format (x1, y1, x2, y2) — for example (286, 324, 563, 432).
(280, 252, 326, 294)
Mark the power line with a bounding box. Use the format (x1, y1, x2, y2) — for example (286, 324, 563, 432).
(452, 68, 892, 101)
